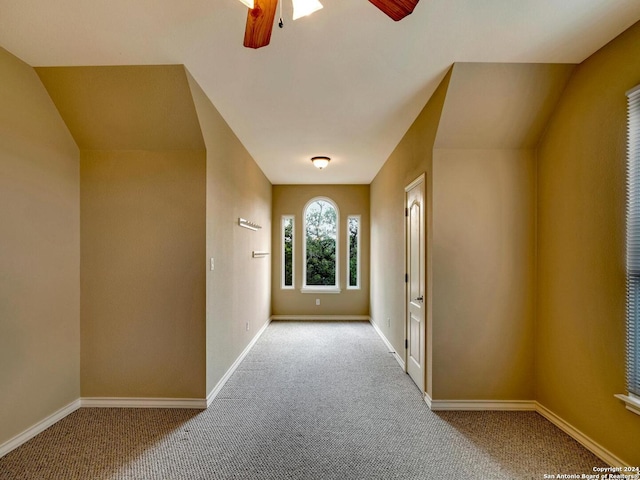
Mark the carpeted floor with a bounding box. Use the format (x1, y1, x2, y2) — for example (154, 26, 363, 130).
(0, 321, 606, 479)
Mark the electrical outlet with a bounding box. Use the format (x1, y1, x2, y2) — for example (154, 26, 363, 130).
(210, 258, 215, 271)
(245, 322, 249, 331)
(316, 298, 320, 306)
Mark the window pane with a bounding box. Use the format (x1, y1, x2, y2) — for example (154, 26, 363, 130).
(305, 200, 337, 286)
(283, 217, 293, 288)
(348, 216, 359, 288)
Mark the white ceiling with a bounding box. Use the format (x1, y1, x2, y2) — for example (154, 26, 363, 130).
(1, 0, 640, 184)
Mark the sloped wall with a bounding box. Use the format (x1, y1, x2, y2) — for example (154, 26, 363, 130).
(370, 70, 450, 396)
(430, 63, 574, 401)
(38, 66, 207, 399)
(0, 48, 80, 446)
(186, 72, 272, 396)
(371, 62, 573, 401)
(537, 20, 640, 466)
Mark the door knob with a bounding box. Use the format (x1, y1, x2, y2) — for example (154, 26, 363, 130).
(416, 296, 424, 302)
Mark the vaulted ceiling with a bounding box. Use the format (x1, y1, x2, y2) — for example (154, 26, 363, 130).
(1, 0, 640, 184)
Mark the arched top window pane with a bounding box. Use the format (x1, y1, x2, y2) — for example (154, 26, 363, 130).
(304, 198, 339, 289)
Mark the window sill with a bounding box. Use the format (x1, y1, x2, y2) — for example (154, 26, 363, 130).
(615, 393, 640, 416)
(300, 287, 341, 294)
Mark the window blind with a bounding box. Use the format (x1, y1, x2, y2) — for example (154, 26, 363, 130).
(626, 84, 640, 397)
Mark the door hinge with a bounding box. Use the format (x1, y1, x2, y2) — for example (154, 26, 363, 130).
(405, 273, 408, 283)
(405, 339, 408, 349)
(405, 207, 409, 217)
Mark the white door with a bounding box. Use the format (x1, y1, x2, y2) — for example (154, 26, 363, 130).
(405, 174, 425, 392)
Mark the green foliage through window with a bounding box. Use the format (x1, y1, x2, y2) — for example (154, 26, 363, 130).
(348, 216, 359, 287)
(283, 217, 293, 287)
(305, 199, 337, 286)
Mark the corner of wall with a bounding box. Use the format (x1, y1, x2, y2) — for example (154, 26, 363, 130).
(0, 46, 81, 449)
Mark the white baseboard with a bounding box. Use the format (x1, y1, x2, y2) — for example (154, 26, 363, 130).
(534, 402, 628, 467)
(206, 317, 271, 406)
(1, 319, 274, 458)
(2, 320, 629, 470)
(369, 319, 405, 370)
(428, 399, 537, 411)
(0, 399, 81, 458)
(422, 397, 627, 467)
(271, 315, 370, 321)
(81, 397, 207, 409)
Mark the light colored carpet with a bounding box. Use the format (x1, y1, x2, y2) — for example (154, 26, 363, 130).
(0, 321, 606, 479)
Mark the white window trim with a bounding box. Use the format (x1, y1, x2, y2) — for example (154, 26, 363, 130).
(301, 196, 341, 294)
(347, 215, 361, 290)
(281, 215, 294, 290)
(615, 393, 640, 416)
(301, 286, 342, 294)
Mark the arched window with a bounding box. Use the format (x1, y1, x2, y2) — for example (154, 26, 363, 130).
(302, 197, 340, 292)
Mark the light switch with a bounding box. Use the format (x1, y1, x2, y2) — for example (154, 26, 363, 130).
(316, 298, 320, 306)
(210, 258, 215, 271)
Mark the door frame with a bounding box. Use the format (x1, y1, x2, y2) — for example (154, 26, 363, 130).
(404, 173, 426, 391)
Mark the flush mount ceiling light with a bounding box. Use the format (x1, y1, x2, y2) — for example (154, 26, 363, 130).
(311, 156, 331, 170)
(239, 0, 419, 49)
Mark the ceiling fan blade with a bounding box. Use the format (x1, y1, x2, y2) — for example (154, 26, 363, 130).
(368, 0, 419, 21)
(244, 0, 278, 49)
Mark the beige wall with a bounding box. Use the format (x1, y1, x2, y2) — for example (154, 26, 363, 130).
(38, 65, 209, 399)
(370, 71, 450, 395)
(371, 63, 562, 401)
(426, 63, 571, 401)
(80, 149, 206, 398)
(271, 185, 369, 316)
(186, 73, 272, 394)
(35, 65, 204, 151)
(25, 63, 272, 403)
(2, 60, 272, 409)
(2, 15, 639, 465)
(0, 48, 80, 445)
(432, 149, 536, 400)
(537, 20, 640, 465)
(435, 63, 575, 149)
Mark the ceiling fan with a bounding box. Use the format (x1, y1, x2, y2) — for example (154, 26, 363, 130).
(238, 0, 420, 49)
